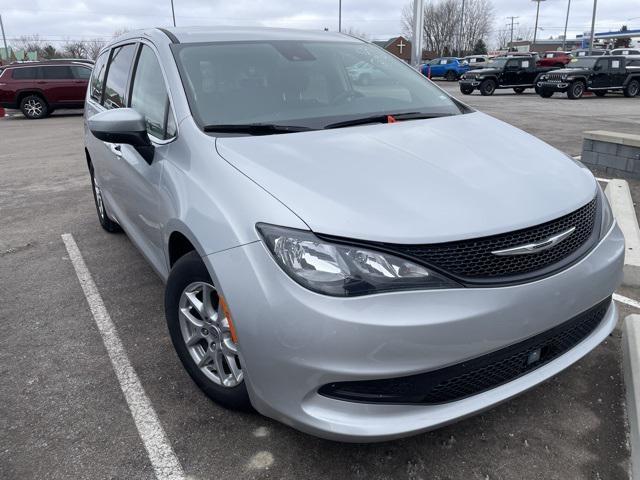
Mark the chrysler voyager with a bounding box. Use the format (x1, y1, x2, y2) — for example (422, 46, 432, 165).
(83, 27, 624, 442)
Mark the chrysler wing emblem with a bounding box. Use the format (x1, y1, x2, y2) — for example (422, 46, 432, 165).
(491, 227, 576, 256)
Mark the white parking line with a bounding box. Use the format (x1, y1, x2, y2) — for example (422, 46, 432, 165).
(615, 293, 640, 310)
(61, 233, 185, 480)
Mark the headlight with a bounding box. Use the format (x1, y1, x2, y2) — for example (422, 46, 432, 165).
(257, 224, 460, 296)
(540, 75, 547, 80)
(561, 74, 568, 81)
(598, 184, 614, 238)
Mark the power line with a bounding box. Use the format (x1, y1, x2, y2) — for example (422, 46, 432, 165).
(506, 16, 519, 48)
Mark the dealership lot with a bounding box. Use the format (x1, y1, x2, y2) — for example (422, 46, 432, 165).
(1, 88, 640, 479)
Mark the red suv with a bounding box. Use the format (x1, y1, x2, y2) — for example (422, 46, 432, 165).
(0, 61, 92, 119)
(537, 51, 572, 68)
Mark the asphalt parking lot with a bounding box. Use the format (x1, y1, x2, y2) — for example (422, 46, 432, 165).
(1, 86, 640, 480)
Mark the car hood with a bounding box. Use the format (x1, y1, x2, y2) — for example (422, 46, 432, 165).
(215, 112, 596, 244)
(556, 68, 590, 75)
(466, 68, 500, 76)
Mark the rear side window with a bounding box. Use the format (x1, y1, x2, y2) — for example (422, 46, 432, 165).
(130, 45, 176, 140)
(12, 67, 39, 80)
(611, 59, 621, 69)
(41, 66, 73, 79)
(90, 52, 108, 102)
(103, 43, 137, 109)
(72, 66, 92, 80)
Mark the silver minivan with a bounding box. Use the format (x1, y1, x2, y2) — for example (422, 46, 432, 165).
(84, 27, 624, 442)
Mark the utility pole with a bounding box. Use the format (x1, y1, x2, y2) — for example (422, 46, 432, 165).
(562, 0, 571, 50)
(506, 16, 519, 50)
(170, 0, 176, 27)
(531, 0, 546, 53)
(0, 14, 8, 60)
(458, 0, 466, 56)
(411, 0, 425, 68)
(338, 0, 342, 32)
(588, 0, 598, 55)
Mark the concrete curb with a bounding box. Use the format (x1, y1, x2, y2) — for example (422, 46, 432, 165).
(623, 315, 640, 479)
(605, 179, 640, 287)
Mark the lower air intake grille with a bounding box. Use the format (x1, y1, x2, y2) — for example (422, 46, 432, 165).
(319, 297, 611, 405)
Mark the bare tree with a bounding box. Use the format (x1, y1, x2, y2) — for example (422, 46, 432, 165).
(62, 40, 88, 59)
(86, 38, 106, 60)
(14, 35, 45, 57)
(401, 0, 494, 57)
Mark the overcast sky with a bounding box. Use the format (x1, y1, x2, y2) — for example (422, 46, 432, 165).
(0, 0, 638, 46)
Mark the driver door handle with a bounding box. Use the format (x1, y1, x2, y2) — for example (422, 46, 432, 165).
(109, 144, 122, 157)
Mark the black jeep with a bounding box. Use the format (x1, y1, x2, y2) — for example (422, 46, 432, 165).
(458, 56, 558, 96)
(536, 56, 640, 99)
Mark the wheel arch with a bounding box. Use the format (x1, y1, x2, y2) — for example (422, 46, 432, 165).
(16, 89, 48, 106)
(165, 222, 209, 269)
(623, 74, 640, 86)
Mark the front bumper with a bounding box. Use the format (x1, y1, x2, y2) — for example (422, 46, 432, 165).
(537, 81, 569, 92)
(205, 222, 624, 442)
(459, 79, 481, 87)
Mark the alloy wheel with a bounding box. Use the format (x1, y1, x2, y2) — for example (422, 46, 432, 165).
(178, 281, 242, 388)
(93, 175, 105, 221)
(24, 98, 43, 117)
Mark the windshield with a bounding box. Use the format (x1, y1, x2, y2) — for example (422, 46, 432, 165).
(568, 58, 598, 68)
(486, 58, 509, 69)
(173, 40, 462, 130)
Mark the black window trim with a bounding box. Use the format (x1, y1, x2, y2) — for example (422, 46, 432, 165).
(102, 41, 139, 110)
(89, 50, 110, 105)
(127, 39, 179, 144)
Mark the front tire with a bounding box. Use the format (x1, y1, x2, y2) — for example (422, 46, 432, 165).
(459, 85, 474, 95)
(165, 251, 251, 411)
(539, 89, 554, 98)
(89, 165, 121, 233)
(567, 81, 585, 99)
(479, 79, 496, 96)
(20, 95, 48, 119)
(624, 79, 640, 98)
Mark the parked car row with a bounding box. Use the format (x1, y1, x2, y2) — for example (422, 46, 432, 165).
(456, 54, 640, 99)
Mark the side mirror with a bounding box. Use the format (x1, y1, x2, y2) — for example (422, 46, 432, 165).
(88, 108, 155, 163)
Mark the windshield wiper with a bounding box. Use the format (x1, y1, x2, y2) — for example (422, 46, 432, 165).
(323, 112, 454, 130)
(203, 123, 315, 135)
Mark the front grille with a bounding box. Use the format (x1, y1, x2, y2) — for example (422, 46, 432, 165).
(546, 72, 565, 81)
(377, 196, 599, 284)
(319, 297, 611, 405)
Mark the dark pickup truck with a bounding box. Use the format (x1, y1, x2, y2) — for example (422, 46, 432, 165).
(458, 56, 558, 96)
(536, 56, 640, 99)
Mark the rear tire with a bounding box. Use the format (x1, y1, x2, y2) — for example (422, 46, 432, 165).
(624, 79, 640, 98)
(89, 164, 121, 233)
(567, 81, 585, 99)
(513, 87, 526, 94)
(459, 86, 474, 95)
(479, 79, 496, 96)
(20, 95, 48, 119)
(165, 251, 252, 411)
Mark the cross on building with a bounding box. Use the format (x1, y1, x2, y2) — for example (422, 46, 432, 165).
(397, 39, 406, 54)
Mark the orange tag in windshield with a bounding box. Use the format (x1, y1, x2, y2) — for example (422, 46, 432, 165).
(387, 115, 398, 123)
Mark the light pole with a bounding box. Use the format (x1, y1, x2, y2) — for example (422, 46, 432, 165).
(458, 0, 466, 56)
(588, 0, 598, 55)
(0, 14, 8, 61)
(562, 0, 571, 50)
(411, 0, 424, 68)
(170, 0, 176, 27)
(531, 0, 546, 53)
(338, 0, 342, 32)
